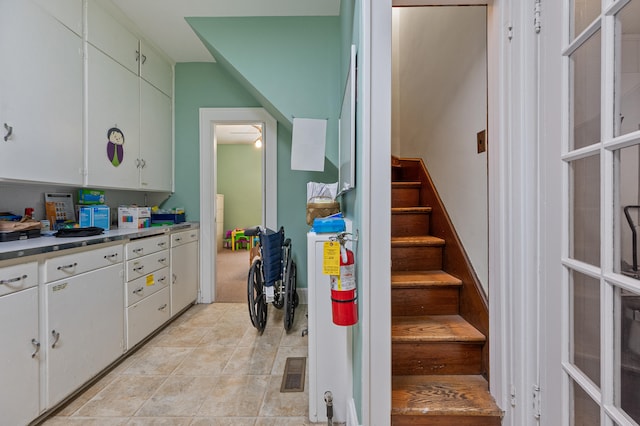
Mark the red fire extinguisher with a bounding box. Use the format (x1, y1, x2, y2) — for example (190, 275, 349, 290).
(330, 246, 358, 326)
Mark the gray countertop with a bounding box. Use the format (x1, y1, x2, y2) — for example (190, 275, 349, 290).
(0, 222, 199, 261)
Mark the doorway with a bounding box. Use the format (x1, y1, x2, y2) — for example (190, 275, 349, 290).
(214, 123, 263, 302)
(198, 107, 277, 304)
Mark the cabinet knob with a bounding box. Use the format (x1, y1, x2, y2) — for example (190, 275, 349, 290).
(31, 339, 40, 358)
(141, 54, 147, 65)
(133, 248, 143, 254)
(57, 263, 77, 271)
(3, 123, 12, 141)
(51, 330, 60, 349)
(133, 287, 144, 294)
(158, 303, 167, 311)
(0, 274, 27, 285)
(133, 265, 144, 273)
(135, 49, 140, 62)
(140, 159, 146, 169)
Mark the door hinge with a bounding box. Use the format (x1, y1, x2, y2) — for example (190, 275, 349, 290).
(534, 0, 542, 34)
(510, 384, 517, 407)
(533, 384, 541, 419)
(507, 24, 514, 41)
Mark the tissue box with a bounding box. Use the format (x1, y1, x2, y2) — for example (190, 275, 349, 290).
(118, 207, 151, 229)
(78, 189, 105, 205)
(79, 205, 110, 230)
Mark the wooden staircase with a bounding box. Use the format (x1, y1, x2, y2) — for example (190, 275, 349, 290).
(391, 158, 502, 425)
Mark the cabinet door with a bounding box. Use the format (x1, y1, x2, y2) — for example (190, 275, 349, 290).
(86, 1, 139, 74)
(0, 0, 83, 185)
(171, 240, 198, 316)
(140, 80, 172, 191)
(0, 288, 40, 425)
(139, 39, 173, 97)
(32, 0, 82, 36)
(46, 263, 124, 408)
(86, 44, 140, 189)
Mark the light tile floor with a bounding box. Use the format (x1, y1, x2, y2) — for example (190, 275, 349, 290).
(42, 302, 314, 425)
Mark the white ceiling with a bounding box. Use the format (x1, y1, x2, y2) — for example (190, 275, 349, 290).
(110, 0, 341, 63)
(216, 124, 262, 145)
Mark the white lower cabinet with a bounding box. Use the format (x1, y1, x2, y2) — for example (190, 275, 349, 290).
(170, 230, 199, 316)
(46, 263, 124, 408)
(0, 286, 40, 426)
(126, 286, 170, 349)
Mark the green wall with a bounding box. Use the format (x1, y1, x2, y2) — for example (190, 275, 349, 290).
(163, 62, 261, 221)
(217, 144, 262, 232)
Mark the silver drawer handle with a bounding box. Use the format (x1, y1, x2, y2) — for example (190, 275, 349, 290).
(158, 304, 167, 311)
(104, 253, 118, 259)
(57, 263, 77, 271)
(133, 287, 144, 294)
(158, 276, 166, 283)
(133, 265, 144, 272)
(31, 339, 40, 358)
(172, 273, 177, 284)
(3, 123, 13, 142)
(190, 234, 196, 238)
(51, 330, 60, 349)
(0, 274, 27, 285)
(175, 237, 182, 242)
(158, 258, 167, 263)
(133, 248, 144, 254)
(157, 242, 167, 247)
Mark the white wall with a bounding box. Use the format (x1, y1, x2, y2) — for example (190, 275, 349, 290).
(393, 6, 489, 290)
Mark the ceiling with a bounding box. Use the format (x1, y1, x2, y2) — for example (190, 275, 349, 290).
(110, 0, 341, 63)
(216, 124, 262, 145)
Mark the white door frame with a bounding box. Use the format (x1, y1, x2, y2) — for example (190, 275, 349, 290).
(198, 107, 277, 303)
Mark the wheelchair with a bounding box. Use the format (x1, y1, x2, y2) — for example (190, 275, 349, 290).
(245, 226, 299, 333)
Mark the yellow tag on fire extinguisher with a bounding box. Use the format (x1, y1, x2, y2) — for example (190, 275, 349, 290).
(322, 241, 340, 275)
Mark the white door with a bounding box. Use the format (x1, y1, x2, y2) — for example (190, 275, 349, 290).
(0, 0, 83, 185)
(0, 288, 40, 425)
(46, 264, 124, 407)
(554, 0, 640, 424)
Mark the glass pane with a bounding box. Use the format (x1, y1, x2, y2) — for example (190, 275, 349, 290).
(571, 155, 601, 266)
(615, 2, 640, 137)
(618, 288, 640, 423)
(571, 0, 600, 40)
(572, 270, 601, 387)
(616, 145, 640, 278)
(572, 31, 602, 150)
(571, 378, 601, 425)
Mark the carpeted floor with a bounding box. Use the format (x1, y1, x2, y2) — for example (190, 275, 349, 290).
(215, 248, 252, 302)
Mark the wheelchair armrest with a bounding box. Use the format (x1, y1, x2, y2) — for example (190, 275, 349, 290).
(283, 238, 291, 247)
(244, 227, 260, 237)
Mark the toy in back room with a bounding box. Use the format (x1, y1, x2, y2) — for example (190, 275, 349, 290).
(106, 127, 124, 167)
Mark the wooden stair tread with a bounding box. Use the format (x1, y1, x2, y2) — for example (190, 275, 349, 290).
(392, 207, 433, 214)
(392, 271, 462, 288)
(392, 375, 502, 417)
(392, 235, 445, 247)
(392, 181, 422, 188)
(392, 315, 485, 343)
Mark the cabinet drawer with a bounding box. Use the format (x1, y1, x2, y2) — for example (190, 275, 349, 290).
(125, 266, 169, 307)
(171, 229, 199, 247)
(0, 261, 38, 297)
(126, 286, 170, 349)
(43, 245, 123, 283)
(126, 250, 169, 281)
(126, 235, 169, 259)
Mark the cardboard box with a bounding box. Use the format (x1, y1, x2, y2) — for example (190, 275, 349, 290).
(78, 189, 105, 205)
(78, 205, 111, 230)
(118, 206, 151, 229)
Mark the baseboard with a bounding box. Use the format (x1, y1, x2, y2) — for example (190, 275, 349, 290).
(298, 287, 308, 305)
(347, 398, 360, 426)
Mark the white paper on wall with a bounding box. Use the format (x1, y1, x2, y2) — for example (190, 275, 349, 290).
(290, 117, 327, 171)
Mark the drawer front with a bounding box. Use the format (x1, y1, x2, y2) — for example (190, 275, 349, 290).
(0, 261, 38, 296)
(125, 266, 169, 307)
(44, 245, 123, 283)
(126, 235, 169, 260)
(126, 286, 170, 349)
(126, 250, 169, 281)
(171, 229, 199, 247)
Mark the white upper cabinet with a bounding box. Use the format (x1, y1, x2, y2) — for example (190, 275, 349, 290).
(140, 80, 172, 190)
(32, 0, 83, 36)
(86, 1, 139, 75)
(0, 0, 83, 185)
(86, 44, 141, 189)
(139, 40, 173, 97)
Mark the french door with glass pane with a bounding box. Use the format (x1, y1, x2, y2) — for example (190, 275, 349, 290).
(563, 0, 640, 424)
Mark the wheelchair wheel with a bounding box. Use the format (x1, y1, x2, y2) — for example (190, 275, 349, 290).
(284, 259, 298, 331)
(247, 259, 267, 332)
